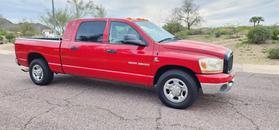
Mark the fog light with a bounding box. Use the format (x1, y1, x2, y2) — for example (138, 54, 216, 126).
(228, 81, 233, 87)
(220, 84, 228, 92)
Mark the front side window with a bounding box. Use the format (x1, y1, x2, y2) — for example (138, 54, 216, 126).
(109, 22, 143, 44)
(76, 21, 106, 42)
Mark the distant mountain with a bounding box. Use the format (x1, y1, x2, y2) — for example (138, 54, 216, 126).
(0, 17, 50, 32)
(0, 18, 14, 29)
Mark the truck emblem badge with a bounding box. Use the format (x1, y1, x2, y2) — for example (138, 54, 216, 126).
(128, 61, 137, 65)
(128, 61, 150, 67)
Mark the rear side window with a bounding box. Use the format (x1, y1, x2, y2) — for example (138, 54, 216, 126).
(76, 21, 106, 42)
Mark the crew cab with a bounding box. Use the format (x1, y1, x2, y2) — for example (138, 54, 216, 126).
(15, 18, 234, 109)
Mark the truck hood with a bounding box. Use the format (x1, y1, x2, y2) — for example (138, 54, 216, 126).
(161, 40, 229, 58)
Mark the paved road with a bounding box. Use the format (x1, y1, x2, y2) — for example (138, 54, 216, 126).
(0, 54, 278, 130)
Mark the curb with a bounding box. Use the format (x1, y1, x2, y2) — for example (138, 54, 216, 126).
(234, 64, 279, 75)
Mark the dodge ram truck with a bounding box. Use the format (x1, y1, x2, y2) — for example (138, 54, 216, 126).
(15, 18, 234, 109)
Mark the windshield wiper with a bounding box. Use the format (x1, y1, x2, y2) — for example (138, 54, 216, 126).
(158, 37, 179, 43)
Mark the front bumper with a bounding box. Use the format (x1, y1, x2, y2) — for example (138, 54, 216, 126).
(200, 79, 234, 94)
(197, 73, 235, 94)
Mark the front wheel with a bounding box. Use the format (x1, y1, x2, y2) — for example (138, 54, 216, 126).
(157, 70, 198, 109)
(29, 59, 54, 85)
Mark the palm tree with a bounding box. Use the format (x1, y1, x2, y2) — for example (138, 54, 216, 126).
(256, 16, 264, 25)
(249, 16, 264, 27)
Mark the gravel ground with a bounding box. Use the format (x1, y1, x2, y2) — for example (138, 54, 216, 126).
(0, 54, 279, 130)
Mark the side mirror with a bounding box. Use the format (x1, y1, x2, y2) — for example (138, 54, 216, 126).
(123, 34, 146, 46)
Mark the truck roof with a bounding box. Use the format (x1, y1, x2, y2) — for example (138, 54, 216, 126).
(70, 18, 148, 23)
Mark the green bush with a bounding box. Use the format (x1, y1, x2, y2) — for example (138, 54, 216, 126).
(0, 36, 3, 44)
(272, 29, 279, 40)
(214, 31, 222, 38)
(163, 22, 184, 35)
(247, 26, 271, 44)
(175, 30, 188, 39)
(5, 33, 15, 43)
(268, 48, 279, 59)
(0, 29, 6, 36)
(272, 41, 279, 44)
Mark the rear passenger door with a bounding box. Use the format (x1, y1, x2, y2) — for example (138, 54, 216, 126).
(61, 20, 108, 78)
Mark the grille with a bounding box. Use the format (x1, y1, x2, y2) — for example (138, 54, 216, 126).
(224, 51, 233, 73)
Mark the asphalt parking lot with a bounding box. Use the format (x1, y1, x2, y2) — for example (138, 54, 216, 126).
(0, 54, 279, 130)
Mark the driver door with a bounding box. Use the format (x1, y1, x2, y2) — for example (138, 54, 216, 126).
(103, 21, 154, 85)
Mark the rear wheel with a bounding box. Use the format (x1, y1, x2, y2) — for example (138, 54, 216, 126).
(157, 70, 198, 109)
(29, 59, 53, 85)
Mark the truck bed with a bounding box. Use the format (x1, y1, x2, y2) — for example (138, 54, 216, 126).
(15, 38, 63, 73)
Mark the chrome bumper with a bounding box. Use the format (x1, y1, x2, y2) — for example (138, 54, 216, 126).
(200, 79, 234, 94)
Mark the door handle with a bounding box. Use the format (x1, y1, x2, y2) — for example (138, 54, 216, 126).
(70, 46, 79, 51)
(106, 49, 117, 54)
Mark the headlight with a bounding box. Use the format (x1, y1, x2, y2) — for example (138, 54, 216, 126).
(199, 58, 224, 73)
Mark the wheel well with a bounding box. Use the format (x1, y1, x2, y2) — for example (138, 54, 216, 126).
(28, 53, 46, 65)
(154, 65, 200, 88)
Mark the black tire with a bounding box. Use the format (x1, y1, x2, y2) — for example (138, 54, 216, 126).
(157, 70, 198, 109)
(29, 59, 54, 85)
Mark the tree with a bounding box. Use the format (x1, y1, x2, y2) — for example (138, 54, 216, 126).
(249, 17, 257, 27)
(19, 22, 37, 36)
(95, 5, 106, 18)
(41, 9, 72, 35)
(249, 16, 264, 27)
(163, 21, 185, 34)
(172, 0, 202, 30)
(256, 16, 264, 25)
(67, 0, 106, 18)
(41, 0, 106, 35)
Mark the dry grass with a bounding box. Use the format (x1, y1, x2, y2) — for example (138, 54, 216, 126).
(187, 35, 279, 65)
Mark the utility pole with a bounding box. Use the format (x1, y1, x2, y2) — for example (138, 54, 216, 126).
(51, 0, 57, 36)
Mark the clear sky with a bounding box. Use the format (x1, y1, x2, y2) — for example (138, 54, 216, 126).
(0, 0, 278, 27)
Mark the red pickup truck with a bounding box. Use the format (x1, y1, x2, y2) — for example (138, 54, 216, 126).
(15, 18, 234, 109)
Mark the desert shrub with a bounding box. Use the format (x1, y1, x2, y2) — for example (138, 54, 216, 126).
(215, 28, 234, 35)
(199, 28, 211, 35)
(272, 28, 279, 40)
(237, 26, 252, 33)
(163, 22, 185, 34)
(0, 36, 3, 44)
(175, 30, 188, 39)
(5, 33, 15, 43)
(268, 48, 279, 59)
(214, 31, 222, 38)
(18, 22, 38, 36)
(188, 29, 203, 35)
(247, 26, 271, 44)
(272, 41, 279, 44)
(0, 29, 6, 36)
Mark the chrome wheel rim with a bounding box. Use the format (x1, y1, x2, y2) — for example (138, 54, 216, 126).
(163, 78, 188, 103)
(32, 64, 44, 82)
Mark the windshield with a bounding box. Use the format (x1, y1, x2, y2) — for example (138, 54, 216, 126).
(134, 21, 175, 42)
